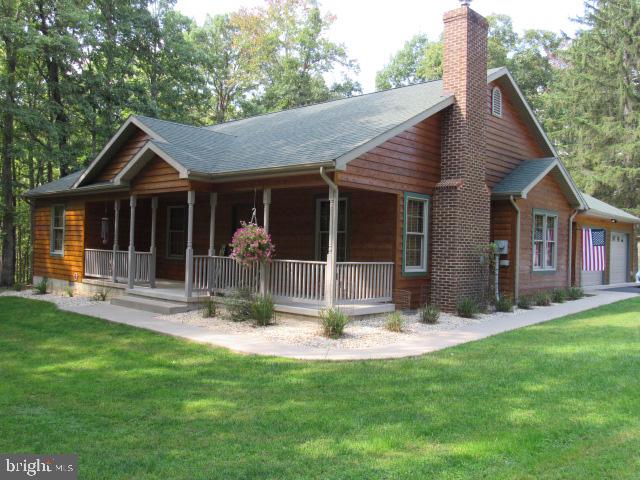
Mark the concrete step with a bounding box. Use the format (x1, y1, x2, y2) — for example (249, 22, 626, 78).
(111, 294, 190, 315)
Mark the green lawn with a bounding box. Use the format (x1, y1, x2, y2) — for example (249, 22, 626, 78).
(1, 297, 639, 479)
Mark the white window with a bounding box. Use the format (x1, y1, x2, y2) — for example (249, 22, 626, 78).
(166, 206, 185, 259)
(403, 194, 429, 274)
(315, 198, 348, 262)
(533, 211, 557, 271)
(491, 86, 503, 118)
(50, 204, 65, 256)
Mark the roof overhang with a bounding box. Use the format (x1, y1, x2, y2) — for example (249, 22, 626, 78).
(580, 209, 640, 224)
(25, 182, 128, 199)
(113, 141, 190, 185)
(72, 116, 164, 189)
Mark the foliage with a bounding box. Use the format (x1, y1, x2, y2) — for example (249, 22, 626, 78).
(230, 222, 275, 266)
(251, 294, 275, 326)
(13, 282, 24, 292)
(385, 311, 404, 332)
(495, 296, 514, 313)
(223, 287, 253, 322)
(419, 304, 440, 324)
(552, 289, 566, 303)
(517, 295, 533, 310)
(201, 296, 217, 319)
(319, 307, 349, 338)
(456, 297, 479, 318)
(33, 277, 48, 295)
(566, 287, 585, 300)
(533, 291, 552, 307)
(92, 288, 110, 302)
(64, 286, 74, 298)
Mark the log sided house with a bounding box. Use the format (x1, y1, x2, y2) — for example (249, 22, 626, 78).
(26, 4, 639, 316)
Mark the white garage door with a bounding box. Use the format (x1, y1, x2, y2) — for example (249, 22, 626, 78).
(610, 232, 629, 284)
(581, 269, 604, 287)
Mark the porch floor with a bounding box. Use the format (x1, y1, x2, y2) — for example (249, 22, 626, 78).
(124, 279, 395, 317)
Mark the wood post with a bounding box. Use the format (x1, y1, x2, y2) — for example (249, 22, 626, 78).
(325, 186, 338, 307)
(207, 193, 217, 292)
(260, 188, 272, 295)
(112, 199, 120, 283)
(184, 190, 195, 298)
(127, 195, 137, 289)
(149, 197, 158, 288)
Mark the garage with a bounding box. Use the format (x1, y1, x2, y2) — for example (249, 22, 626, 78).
(581, 269, 604, 287)
(610, 232, 629, 284)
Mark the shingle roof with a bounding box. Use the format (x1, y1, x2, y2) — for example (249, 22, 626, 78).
(492, 158, 557, 196)
(581, 192, 640, 223)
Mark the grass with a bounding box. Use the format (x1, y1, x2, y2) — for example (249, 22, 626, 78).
(1, 296, 639, 479)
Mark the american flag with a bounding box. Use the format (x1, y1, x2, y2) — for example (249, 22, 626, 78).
(582, 228, 606, 271)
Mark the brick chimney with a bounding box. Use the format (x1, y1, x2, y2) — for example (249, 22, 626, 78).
(430, 3, 491, 311)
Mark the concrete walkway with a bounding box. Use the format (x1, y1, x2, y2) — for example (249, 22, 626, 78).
(57, 285, 639, 361)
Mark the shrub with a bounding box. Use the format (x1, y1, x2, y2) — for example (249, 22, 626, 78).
(533, 291, 552, 307)
(251, 294, 275, 326)
(319, 308, 349, 339)
(566, 287, 584, 300)
(92, 288, 110, 302)
(64, 286, 74, 297)
(517, 295, 532, 310)
(551, 289, 566, 303)
(456, 297, 479, 318)
(223, 288, 253, 322)
(13, 282, 25, 292)
(495, 296, 513, 313)
(419, 305, 440, 324)
(34, 277, 48, 295)
(385, 311, 404, 332)
(201, 296, 217, 318)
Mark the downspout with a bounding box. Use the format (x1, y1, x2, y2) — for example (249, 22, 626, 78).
(567, 209, 579, 288)
(320, 167, 338, 307)
(509, 196, 520, 301)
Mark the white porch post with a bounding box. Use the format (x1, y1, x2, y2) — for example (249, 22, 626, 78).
(260, 188, 271, 295)
(111, 199, 120, 283)
(149, 197, 158, 288)
(208, 193, 217, 256)
(127, 195, 137, 289)
(324, 186, 338, 307)
(184, 190, 195, 298)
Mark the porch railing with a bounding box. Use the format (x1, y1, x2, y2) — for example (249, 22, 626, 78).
(133, 252, 152, 283)
(84, 249, 114, 279)
(84, 248, 151, 284)
(192, 255, 260, 293)
(335, 262, 394, 302)
(270, 260, 326, 302)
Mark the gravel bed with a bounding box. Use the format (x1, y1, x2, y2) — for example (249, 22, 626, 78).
(0, 289, 98, 308)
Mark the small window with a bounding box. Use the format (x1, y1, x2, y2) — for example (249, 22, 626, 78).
(533, 210, 557, 271)
(50, 204, 65, 256)
(491, 86, 503, 118)
(166, 206, 185, 259)
(315, 198, 348, 262)
(403, 193, 429, 274)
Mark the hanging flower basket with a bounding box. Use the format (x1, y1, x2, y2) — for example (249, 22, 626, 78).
(229, 222, 275, 267)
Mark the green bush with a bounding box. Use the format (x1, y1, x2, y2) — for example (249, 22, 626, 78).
(385, 311, 404, 332)
(419, 305, 440, 324)
(566, 287, 584, 300)
(34, 277, 48, 295)
(64, 286, 74, 297)
(223, 288, 253, 322)
(495, 296, 513, 313)
(92, 288, 110, 302)
(319, 308, 349, 339)
(251, 294, 275, 326)
(13, 282, 25, 292)
(533, 291, 552, 307)
(517, 295, 532, 310)
(201, 296, 217, 318)
(456, 297, 479, 318)
(552, 289, 566, 303)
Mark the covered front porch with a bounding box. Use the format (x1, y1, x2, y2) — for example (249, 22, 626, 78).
(82, 179, 397, 316)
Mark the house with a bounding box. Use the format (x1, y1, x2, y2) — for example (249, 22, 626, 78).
(26, 3, 639, 316)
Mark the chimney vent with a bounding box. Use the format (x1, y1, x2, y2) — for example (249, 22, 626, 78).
(459, 0, 471, 6)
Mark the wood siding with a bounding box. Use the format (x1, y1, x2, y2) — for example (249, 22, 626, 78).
(486, 81, 546, 188)
(131, 155, 191, 195)
(95, 130, 149, 182)
(516, 175, 573, 295)
(33, 200, 85, 282)
(490, 200, 516, 298)
(337, 113, 442, 307)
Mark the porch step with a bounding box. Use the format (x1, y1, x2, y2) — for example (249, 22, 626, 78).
(111, 294, 190, 315)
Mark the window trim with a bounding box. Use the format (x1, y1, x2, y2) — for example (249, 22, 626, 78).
(532, 209, 558, 272)
(491, 86, 503, 118)
(314, 197, 348, 262)
(402, 192, 430, 276)
(50, 204, 65, 257)
(166, 205, 186, 260)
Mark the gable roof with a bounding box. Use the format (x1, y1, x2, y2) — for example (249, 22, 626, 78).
(581, 192, 640, 224)
(492, 157, 586, 208)
(28, 67, 558, 197)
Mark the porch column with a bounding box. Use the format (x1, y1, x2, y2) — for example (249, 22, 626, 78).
(324, 186, 339, 307)
(127, 195, 137, 289)
(208, 193, 217, 256)
(149, 197, 158, 288)
(184, 190, 195, 298)
(260, 188, 271, 295)
(111, 199, 120, 283)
